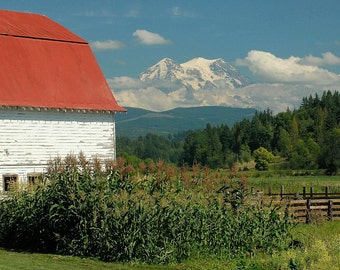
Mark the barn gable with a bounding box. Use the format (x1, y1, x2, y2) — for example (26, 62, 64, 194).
(0, 10, 126, 189)
(0, 10, 125, 112)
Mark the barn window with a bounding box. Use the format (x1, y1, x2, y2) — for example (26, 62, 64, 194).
(28, 173, 43, 185)
(3, 174, 18, 191)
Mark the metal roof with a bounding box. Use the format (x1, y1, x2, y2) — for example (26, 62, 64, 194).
(0, 10, 126, 112)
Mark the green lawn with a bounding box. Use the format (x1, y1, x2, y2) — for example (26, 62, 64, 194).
(0, 250, 177, 270)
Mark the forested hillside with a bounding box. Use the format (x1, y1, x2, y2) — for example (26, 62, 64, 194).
(115, 106, 255, 137)
(117, 90, 340, 174)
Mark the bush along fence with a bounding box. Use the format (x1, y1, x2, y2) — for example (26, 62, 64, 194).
(250, 185, 340, 224)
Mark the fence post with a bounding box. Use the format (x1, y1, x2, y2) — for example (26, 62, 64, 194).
(294, 193, 299, 200)
(303, 187, 306, 199)
(325, 186, 329, 198)
(310, 187, 314, 198)
(280, 185, 284, 200)
(327, 200, 333, 221)
(306, 199, 311, 224)
(268, 186, 272, 196)
(251, 186, 254, 195)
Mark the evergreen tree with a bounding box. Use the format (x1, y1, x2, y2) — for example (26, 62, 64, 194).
(319, 128, 340, 175)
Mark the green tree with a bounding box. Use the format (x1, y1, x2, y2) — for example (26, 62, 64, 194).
(289, 138, 320, 170)
(249, 111, 274, 151)
(276, 127, 291, 157)
(319, 128, 340, 175)
(291, 115, 299, 144)
(205, 124, 223, 168)
(253, 147, 274, 171)
(181, 130, 208, 166)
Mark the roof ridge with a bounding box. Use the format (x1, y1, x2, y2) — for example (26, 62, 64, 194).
(0, 33, 88, 44)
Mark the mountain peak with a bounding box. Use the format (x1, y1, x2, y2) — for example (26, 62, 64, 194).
(182, 57, 220, 66)
(139, 57, 250, 90)
(139, 57, 182, 81)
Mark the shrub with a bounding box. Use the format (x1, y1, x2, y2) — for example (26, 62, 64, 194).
(253, 147, 275, 171)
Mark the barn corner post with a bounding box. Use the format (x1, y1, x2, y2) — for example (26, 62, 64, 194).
(112, 112, 117, 161)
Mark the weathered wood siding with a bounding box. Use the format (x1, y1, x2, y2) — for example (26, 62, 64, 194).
(0, 108, 116, 188)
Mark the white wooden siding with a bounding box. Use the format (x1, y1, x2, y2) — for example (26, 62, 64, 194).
(0, 108, 116, 188)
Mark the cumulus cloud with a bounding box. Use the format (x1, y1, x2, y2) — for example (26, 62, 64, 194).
(114, 87, 176, 111)
(110, 80, 329, 113)
(236, 50, 340, 86)
(107, 76, 144, 90)
(299, 52, 340, 66)
(133, 29, 171, 45)
(108, 50, 340, 114)
(90, 40, 124, 50)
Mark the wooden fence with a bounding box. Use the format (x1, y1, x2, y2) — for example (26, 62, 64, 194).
(250, 185, 340, 200)
(250, 186, 340, 224)
(287, 198, 340, 223)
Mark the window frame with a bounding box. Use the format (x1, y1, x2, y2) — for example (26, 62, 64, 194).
(3, 174, 18, 191)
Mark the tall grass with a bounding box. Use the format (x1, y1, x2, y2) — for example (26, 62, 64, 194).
(0, 155, 294, 264)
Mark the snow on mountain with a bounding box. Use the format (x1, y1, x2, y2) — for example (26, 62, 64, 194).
(112, 57, 325, 113)
(139, 57, 250, 91)
(139, 58, 183, 82)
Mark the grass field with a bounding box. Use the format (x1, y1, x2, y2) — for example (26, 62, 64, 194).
(246, 175, 340, 195)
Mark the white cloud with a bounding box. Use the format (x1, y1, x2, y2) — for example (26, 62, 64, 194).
(236, 50, 340, 86)
(107, 76, 143, 90)
(108, 51, 340, 114)
(133, 29, 171, 45)
(90, 40, 124, 50)
(110, 80, 331, 113)
(114, 87, 176, 111)
(299, 52, 340, 66)
(170, 6, 194, 18)
(171, 6, 181, 16)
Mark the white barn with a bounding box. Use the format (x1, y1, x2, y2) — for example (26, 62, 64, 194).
(0, 10, 126, 191)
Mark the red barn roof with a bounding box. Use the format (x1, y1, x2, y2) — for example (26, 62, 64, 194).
(0, 10, 126, 112)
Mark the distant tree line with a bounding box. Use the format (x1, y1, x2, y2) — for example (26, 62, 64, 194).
(117, 90, 340, 174)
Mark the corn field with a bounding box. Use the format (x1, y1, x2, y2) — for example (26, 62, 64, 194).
(0, 155, 294, 264)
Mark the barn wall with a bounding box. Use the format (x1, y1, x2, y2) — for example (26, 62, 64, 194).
(0, 108, 116, 190)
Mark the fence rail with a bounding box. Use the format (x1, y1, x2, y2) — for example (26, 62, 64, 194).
(250, 185, 340, 223)
(287, 198, 340, 223)
(266, 185, 340, 200)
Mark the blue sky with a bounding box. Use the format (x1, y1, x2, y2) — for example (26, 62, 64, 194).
(3, 1, 340, 77)
(2, 1, 340, 112)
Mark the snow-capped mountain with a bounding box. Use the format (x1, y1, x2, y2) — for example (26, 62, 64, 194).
(139, 57, 250, 91)
(112, 56, 325, 113)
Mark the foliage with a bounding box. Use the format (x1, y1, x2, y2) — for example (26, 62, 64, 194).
(117, 133, 184, 164)
(0, 156, 293, 264)
(1, 221, 339, 270)
(119, 91, 340, 174)
(319, 128, 340, 175)
(253, 147, 274, 171)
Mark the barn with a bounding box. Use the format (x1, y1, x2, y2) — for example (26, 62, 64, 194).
(0, 10, 126, 191)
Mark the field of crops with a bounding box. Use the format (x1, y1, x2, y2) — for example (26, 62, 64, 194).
(1, 221, 339, 270)
(0, 156, 339, 269)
